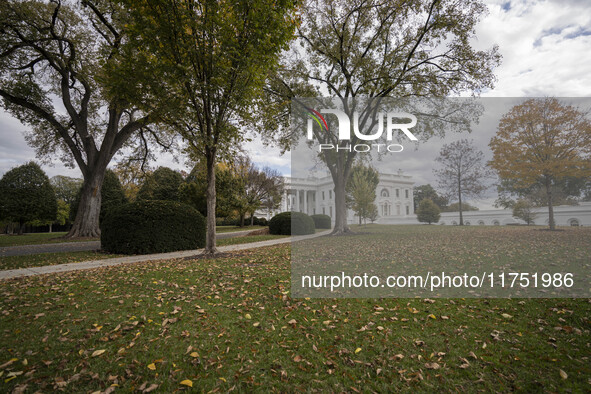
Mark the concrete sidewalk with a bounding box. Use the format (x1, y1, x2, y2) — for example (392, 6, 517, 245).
(0, 231, 329, 280)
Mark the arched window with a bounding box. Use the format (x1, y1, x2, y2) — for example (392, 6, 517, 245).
(380, 188, 389, 198)
(452, 220, 458, 225)
(478, 220, 485, 225)
(493, 220, 500, 226)
(568, 218, 580, 227)
(465, 221, 471, 225)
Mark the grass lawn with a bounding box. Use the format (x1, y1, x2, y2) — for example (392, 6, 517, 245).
(216, 234, 287, 247)
(216, 225, 267, 233)
(0, 226, 589, 392)
(0, 232, 99, 247)
(0, 250, 123, 271)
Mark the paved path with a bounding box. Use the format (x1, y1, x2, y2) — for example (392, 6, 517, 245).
(0, 231, 329, 280)
(0, 229, 260, 257)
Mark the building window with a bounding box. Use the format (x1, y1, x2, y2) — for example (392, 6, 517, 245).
(313, 208, 316, 215)
(405, 189, 409, 199)
(381, 188, 389, 198)
(396, 189, 399, 198)
(396, 205, 400, 216)
(329, 190, 332, 199)
(329, 206, 332, 217)
(322, 191, 325, 200)
(569, 218, 580, 226)
(493, 220, 500, 226)
(405, 206, 409, 215)
(322, 207, 325, 215)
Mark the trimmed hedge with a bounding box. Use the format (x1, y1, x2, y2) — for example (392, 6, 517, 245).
(310, 214, 332, 229)
(101, 200, 206, 255)
(269, 212, 315, 235)
(252, 216, 268, 226)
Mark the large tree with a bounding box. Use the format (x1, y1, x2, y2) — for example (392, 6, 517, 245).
(268, 0, 500, 234)
(0, 0, 168, 238)
(434, 139, 491, 225)
(70, 169, 127, 223)
(230, 156, 284, 227)
(416, 198, 440, 224)
(137, 167, 184, 202)
(127, 0, 298, 254)
(0, 162, 57, 234)
(346, 164, 379, 225)
(413, 184, 448, 211)
(489, 98, 591, 230)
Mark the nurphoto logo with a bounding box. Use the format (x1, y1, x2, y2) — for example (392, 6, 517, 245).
(305, 106, 418, 152)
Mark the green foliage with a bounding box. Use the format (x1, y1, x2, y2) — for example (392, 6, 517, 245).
(70, 170, 128, 223)
(50, 176, 83, 205)
(0, 162, 57, 229)
(416, 199, 441, 224)
(0, 1, 170, 237)
(269, 212, 315, 235)
(137, 167, 184, 202)
(414, 184, 448, 211)
(101, 200, 206, 255)
(443, 202, 479, 212)
(180, 163, 240, 218)
(56, 199, 70, 226)
(252, 217, 268, 226)
(310, 214, 332, 229)
(512, 199, 538, 225)
(346, 164, 379, 224)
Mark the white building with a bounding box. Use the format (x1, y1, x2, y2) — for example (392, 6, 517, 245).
(259, 171, 415, 223)
(257, 170, 591, 227)
(436, 202, 591, 227)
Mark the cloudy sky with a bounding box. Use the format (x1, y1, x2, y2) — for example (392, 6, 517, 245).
(1, 0, 590, 208)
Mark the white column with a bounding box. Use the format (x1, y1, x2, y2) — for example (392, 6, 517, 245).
(283, 190, 288, 211)
(303, 190, 308, 214)
(296, 189, 300, 212)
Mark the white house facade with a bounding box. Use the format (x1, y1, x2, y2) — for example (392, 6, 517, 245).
(257, 171, 415, 223)
(256, 170, 591, 227)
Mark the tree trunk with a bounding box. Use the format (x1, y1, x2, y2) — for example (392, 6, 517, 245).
(458, 177, 464, 226)
(239, 213, 245, 227)
(250, 214, 254, 226)
(66, 170, 105, 238)
(545, 177, 555, 230)
(17, 220, 24, 235)
(49, 223, 53, 233)
(331, 178, 350, 234)
(205, 148, 218, 254)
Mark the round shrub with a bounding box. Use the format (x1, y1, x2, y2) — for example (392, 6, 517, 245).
(101, 200, 206, 255)
(252, 216, 268, 226)
(269, 212, 315, 235)
(310, 214, 332, 229)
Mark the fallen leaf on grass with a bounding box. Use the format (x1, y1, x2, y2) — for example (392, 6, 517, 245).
(425, 362, 440, 370)
(91, 349, 105, 357)
(559, 369, 568, 380)
(180, 379, 193, 387)
(147, 363, 156, 370)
